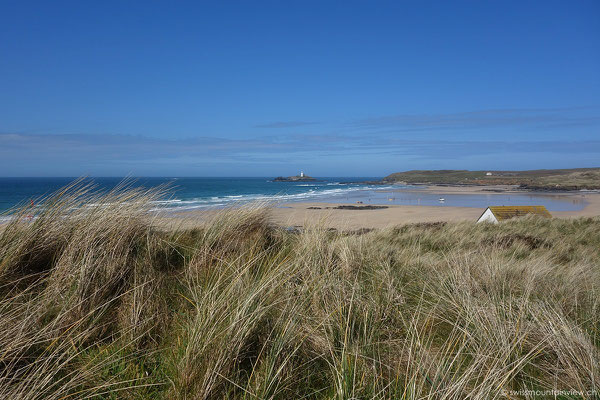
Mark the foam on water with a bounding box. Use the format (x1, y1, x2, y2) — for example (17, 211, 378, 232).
(149, 184, 389, 212)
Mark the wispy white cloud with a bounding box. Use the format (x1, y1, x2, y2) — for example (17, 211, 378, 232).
(2, 106, 599, 175)
(2, 132, 598, 161)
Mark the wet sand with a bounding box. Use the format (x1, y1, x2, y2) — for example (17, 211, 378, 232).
(383, 185, 600, 219)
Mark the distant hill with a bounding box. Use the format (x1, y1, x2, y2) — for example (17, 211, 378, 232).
(382, 168, 600, 190)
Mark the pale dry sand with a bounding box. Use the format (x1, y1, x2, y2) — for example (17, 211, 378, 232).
(269, 203, 482, 230)
(163, 186, 600, 231)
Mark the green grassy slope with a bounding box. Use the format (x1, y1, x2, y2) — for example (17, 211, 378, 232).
(0, 182, 599, 399)
(382, 167, 600, 189)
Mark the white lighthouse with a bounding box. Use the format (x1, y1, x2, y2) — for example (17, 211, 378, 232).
(300, 171, 304, 177)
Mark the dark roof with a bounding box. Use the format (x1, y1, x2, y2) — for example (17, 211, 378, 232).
(487, 206, 552, 221)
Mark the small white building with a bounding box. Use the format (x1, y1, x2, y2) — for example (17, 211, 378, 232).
(300, 171, 305, 177)
(486, 172, 493, 176)
(477, 206, 552, 224)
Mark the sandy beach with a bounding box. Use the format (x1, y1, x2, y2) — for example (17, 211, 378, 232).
(163, 185, 600, 231)
(269, 202, 482, 230)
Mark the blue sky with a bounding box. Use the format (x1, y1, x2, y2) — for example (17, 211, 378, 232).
(1, 1, 599, 177)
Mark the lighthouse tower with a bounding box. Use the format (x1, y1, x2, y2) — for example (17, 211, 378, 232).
(300, 171, 305, 177)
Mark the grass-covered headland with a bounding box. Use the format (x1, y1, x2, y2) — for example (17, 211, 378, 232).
(382, 167, 600, 190)
(0, 181, 599, 399)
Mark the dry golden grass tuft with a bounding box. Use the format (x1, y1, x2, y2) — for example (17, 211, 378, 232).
(0, 180, 598, 399)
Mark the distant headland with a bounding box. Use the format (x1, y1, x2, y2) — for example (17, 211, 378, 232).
(332, 167, 600, 191)
(380, 167, 600, 191)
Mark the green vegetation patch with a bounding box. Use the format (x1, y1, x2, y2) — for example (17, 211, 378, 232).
(382, 167, 600, 190)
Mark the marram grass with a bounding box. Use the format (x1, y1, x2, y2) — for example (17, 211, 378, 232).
(0, 181, 598, 399)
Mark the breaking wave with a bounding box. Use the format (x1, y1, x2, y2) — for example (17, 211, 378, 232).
(149, 184, 396, 212)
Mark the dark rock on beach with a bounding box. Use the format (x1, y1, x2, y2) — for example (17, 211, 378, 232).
(328, 205, 389, 210)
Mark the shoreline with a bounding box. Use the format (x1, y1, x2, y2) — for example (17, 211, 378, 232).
(379, 183, 599, 195)
(274, 184, 600, 229)
(164, 185, 600, 231)
(3, 184, 599, 232)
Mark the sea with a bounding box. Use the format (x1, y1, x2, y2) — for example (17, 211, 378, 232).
(0, 177, 587, 216)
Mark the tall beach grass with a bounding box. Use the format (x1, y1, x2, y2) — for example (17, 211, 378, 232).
(0, 180, 598, 399)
